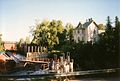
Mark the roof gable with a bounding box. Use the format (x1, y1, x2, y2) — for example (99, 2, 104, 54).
(74, 18, 99, 30)
(75, 22, 82, 29)
(83, 20, 93, 28)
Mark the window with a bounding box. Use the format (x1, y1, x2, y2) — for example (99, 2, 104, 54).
(77, 30, 79, 34)
(94, 30, 96, 34)
(82, 29, 85, 35)
(82, 36, 84, 41)
(78, 37, 80, 42)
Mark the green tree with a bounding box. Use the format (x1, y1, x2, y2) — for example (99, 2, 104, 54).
(113, 16, 120, 67)
(98, 24, 105, 30)
(52, 22, 74, 51)
(32, 19, 64, 49)
(0, 34, 4, 51)
(25, 36, 30, 44)
(18, 38, 24, 47)
(17, 38, 25, 55)
(32, 19, 50, 46)
(106, 16, 112, 31)
(96, 16, 120, 68)
(69, 16, 120, 70)
(65, 23, 74, 43)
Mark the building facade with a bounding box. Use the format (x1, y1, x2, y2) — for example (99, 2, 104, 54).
(3, 41, 17, 51)
(73, 18, 99, 43)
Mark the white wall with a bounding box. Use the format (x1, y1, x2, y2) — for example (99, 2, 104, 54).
(73, 21, 99, 43)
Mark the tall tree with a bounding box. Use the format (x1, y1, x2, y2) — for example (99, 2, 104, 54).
(25, 36, 30, 44)
(0, 34, 4, 51)
(114, 16, 120, 67)
(106, 16, 112, 31)
(65, 23, 74, 43)
(97, 16, 120, 68)
(32, 19, 64, 49)
(32, 19, 50, 46)
(18, 38, 24, 47)
(17, 38, 24, 50)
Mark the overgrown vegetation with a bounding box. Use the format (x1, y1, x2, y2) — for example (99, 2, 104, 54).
(68, 16, 120, 70)
(17, 16, 119, 70)
(0, 34, 4, 52)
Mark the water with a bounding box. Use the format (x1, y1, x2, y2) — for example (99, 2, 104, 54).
(0, 69, 120, 81)
(2, 76, 119, 81)
(70, 77, 120, 81)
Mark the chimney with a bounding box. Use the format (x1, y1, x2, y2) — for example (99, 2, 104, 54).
(91, 18, 92, 21)
(89, 18, 92, 22)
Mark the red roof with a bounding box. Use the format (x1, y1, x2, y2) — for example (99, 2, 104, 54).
(3, 41, 17, 50)
(0, 53, 10, 61)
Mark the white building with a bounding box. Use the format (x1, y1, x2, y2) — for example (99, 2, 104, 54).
(73, 18, 99, 43)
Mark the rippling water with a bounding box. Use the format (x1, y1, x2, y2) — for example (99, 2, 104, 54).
(0, 69, 120, 81)
(69, 77, 120, 81)
(0, 76, 119, 81)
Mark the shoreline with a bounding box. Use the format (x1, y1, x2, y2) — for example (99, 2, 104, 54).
(0, 68, 119, 78)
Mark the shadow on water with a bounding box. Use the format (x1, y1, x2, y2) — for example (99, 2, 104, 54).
(0, 72, 120, 81)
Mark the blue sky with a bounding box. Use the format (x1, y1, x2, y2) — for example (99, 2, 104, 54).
(0, 0, 119, 41)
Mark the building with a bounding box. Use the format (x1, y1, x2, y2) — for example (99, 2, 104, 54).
(26, 45, 48, 61)
(3, 41, 17, 51)
(73, 18, 99, 43)
(0, 52, 16, 73)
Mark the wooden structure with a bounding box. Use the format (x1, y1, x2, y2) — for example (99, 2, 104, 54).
(3, 41, 17, 51)
(0, 53, 16, 73)
(26, 45, 48, 61)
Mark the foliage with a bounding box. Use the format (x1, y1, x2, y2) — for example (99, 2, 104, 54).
(60, 16, 120, 70)
(0, 34, 4, 51)
(106, 16, 112, 31)
(30, 17, 119, 70)
(17, 38, 26, 55)
(25, 36, 30, 44)
(32, 20, 64, 49)
(98, 24, 105, 30)
(65, 23, 74, 43)
(18, 38, 24, 47)
(97, 16, 120, 68)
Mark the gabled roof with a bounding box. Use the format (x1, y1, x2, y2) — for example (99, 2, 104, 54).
(6, 52, 20, 63)
(0, 52, 11, 61)
(0, 52, 21, 63)
(83, 19, 93, 28)
(76, 22, 82, 29)
(74, 18, 99, 30)
(93, 21, 99, 28)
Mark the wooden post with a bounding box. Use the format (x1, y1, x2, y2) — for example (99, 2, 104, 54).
(54, 54, 57, 61)
(60, 56, 63, 64)
(41, 47, 42, 53)
(35, 46, 36, 52)
(32, 46, 33, 52)
(67, 52, 70, 62)
(38, 46, 40, 53)
(28, 46, 30, 52)
(62, 53, 65, 60)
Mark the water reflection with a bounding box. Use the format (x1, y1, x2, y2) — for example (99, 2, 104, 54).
(0, 76, 119, 81)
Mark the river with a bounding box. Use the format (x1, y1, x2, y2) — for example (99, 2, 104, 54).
(3, 76, 119, 81)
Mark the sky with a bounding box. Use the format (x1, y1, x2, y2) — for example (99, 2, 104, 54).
(0, 0, 119, 41)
